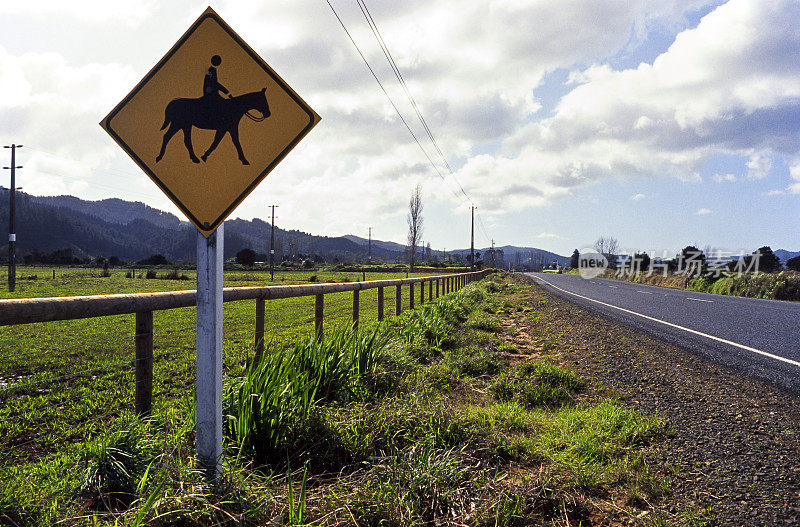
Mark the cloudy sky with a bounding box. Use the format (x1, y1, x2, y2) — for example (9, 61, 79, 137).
(1, 0, 798, 256)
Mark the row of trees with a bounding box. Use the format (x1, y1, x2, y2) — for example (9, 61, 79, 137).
(570, 238, 792, 274)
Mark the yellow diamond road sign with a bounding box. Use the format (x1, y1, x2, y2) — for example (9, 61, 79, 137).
(101, 7, 320, 235)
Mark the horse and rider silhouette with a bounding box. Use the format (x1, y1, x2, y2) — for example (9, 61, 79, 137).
(155, 55, 271, 166)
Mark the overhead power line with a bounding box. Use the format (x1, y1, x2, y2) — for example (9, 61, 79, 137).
(342, 0, 492, 244)
(354, 0, 476, 205)
(323, 0, 464, 205)
(324, 0, 493, 246)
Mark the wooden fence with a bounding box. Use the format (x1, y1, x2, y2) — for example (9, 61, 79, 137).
(0, 269, 491, 415)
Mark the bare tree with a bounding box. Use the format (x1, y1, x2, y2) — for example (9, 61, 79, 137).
(407, 183, 424, 271)
(594, 236, 620, 267)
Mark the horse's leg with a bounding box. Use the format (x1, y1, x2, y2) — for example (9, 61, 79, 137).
(201, 130, 226, 162)
(183, 126, 200, 163)
(230, 126, 249, 165)
(155, 123, 179, 163)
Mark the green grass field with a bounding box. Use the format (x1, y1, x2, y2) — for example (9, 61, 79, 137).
(0, 266, 439, 299)
(0, 267, 450, 519)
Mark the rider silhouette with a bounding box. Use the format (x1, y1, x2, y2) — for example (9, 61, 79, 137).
(156, 53, 271, 166)
(203, 55, 229, 99)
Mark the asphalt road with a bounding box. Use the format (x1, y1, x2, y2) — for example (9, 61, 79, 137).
(527, 272, 800, 394)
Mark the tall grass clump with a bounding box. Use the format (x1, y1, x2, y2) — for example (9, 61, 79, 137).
(395, 304, 450, 353)
(224, 326, 388, 464)
(393, 282, 488, 351)
(295, 326, 387, 401)
(224, 350, 316, 464)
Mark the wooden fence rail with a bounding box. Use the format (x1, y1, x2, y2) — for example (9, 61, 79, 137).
(0, 269, 491, 415)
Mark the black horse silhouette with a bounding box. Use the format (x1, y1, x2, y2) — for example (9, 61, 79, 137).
(155, 88, 271, 165)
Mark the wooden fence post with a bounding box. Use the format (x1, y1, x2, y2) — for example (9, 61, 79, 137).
(436, 279, 440, 298)
(254, 298, 265, 364)
(420, 279, 425, 304)
(352, 290, 359, 330)
(410, 283, 415, 309)
(396, 285, 402, 316)
(429, 279, 433, 301)
(315, 293, 324, 340)
(377, 286, 384, 321)
(135, 311, 153, 416)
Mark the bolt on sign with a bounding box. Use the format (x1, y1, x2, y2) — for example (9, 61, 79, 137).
(100, 7, 320, 235)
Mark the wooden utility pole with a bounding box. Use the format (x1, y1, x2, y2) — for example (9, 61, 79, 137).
(269, 205, 277, 280)
(368, 227, 372, 260)
(470, 205, 475, 271)
(3, 144, 22, 292)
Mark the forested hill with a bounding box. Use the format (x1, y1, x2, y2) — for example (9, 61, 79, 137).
(0, 193, 404, 263)
(0, 193, 573, 266)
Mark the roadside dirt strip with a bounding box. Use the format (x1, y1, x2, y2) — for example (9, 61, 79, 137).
(514, 274, 800, 525)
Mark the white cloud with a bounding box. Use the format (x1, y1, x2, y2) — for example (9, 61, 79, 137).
(712, 173, 737, 182)
(630, 193, 646, 200)
(537, 232, 561, 239)
(0, 1, 160, 26)
(746, 154, 772, 180)
(786, 164, 800, 194)
(1, 0, 797, 247)
(763, 189, 784, 196)
(695, 208, 712, 215)
(487, 0, 800, 204)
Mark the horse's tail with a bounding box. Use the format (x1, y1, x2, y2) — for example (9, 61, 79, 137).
(160, 99, 178, 130)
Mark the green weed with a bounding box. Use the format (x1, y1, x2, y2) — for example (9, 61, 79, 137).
(450, 347, 504, 377)
(467, 313, 503, 332)
(489, 361, 583, 409)
(79, 417, 159, 511)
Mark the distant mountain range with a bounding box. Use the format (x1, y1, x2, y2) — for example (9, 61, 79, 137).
(0, 193, 569, 266)
(774, 249, 800, 265)
(342, 234, 570, 268)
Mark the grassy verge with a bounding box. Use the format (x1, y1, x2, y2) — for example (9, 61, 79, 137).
(601, 268, 800, 301)
(2, 273, 668, 525)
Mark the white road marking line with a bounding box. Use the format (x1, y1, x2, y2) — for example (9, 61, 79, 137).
(637, 290, 653, 294)
(687, 298, 713, 303)
(608, 285, 618, 288)
(531, 276, 800, 369)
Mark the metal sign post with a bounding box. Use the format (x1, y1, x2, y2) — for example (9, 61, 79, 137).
(195, 223, 224, 477)
(100, 7, 319, 480)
